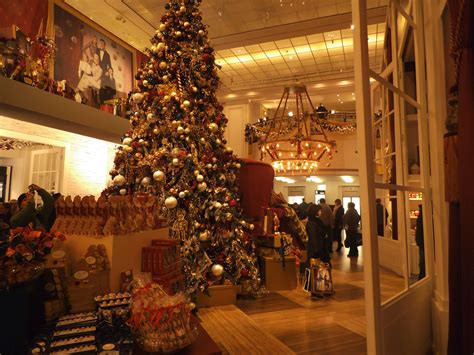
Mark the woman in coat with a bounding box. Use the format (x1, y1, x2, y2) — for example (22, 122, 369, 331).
(306, 204, 330, 264)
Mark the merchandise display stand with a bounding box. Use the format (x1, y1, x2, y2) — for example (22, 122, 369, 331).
(63, 228, 170, 292)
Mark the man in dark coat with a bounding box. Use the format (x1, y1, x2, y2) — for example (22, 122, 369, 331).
(376, 198, 388, 236)
(305, 204, 330, 264)
(343, 202, 361, 257)
(415, 205, 425, 280)
(333, 199, 345, 252)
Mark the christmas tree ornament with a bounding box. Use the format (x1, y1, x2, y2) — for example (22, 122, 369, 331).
(179, 191, 186, 198)
(197, 182, 207, 191)
(199, 231, 209, 241)
(113, 175, 126, 186)
(165, 196, 178, 209)
(172, 158, 180, 166)
(119, 188, 127, 196)
(208, 123, 218, 132)
(211, 264, 224, 277)
(122, 137, 133, 146)
(132, 93, 144, 103)
(153, 170, 165, 181)
(196, 174, 204, 182)
(141, 177, 151, 187)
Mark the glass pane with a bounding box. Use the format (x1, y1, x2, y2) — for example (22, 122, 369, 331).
(288, 196, 304, 204)
(376, 187, 408, 303)
(407, 191, 425, 285)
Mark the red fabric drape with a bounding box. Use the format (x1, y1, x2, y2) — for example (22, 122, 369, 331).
(0, 0, 48, 39)
(449, 0, 474, 353)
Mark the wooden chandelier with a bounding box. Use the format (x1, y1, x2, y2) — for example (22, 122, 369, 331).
(258, 85, 335, 174)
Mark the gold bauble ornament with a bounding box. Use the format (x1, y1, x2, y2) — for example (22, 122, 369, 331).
(162, 75, 169, 82)
(198, 182, 207, 191)
(122, 137, 132, 146)
(176, 31, 182, 37)
(200, 138, 206, 144)
(177, 126, 184, 134)
(172, 158, 180, 166)
(153, 128, 159, 134)
(196, 174, 204, 182)
(159, 61, 167, 69)
(159, 24, 166, 31)
(211, 264, 224, 277)
(113, 175, 126, 186)
(194, 170, 200, 176)
(198, 30, 204, 36)
(171, 91, 177, 97)
(164, 196, 178, 209)
(235, 163, 241, 169)
(199, 231, 209, 241)
(119, 188, 127, 196)
(216, 139, 221, 145)
(226, 146, 233, 154)
(132, 93, 144, 103)
(178, 191, 186, 198)
(192, 86, 198, 92)
(184, 22, 190, 27)
(147, 113, 157, 122)
(208, 123, 218, 132)
(183, 100, 190, 107)
(141, 177, 151, 187)
(153, 170, 165, 181)
(124, 146, 133, 153)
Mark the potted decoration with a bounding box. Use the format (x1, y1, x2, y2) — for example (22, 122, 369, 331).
(0, 225, 65, 288)
(0, 225, 65, 353)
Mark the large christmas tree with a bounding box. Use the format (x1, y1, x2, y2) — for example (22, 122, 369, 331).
(108, 0, 259, 294)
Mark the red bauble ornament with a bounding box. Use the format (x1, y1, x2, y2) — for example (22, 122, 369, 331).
(229, 199, 237, 207)
(131, 141, 139, 149)
(241, 268, 249, 277)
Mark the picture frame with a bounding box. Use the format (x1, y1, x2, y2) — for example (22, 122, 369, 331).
(47, 0, 136, 109)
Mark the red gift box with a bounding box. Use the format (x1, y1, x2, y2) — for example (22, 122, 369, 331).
(152, 268, 185, 295)
(141, 239, 179, 276)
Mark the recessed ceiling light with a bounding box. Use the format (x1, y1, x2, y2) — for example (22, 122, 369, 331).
(330, 110, 335, 114)
(351, 24, 355, 30)
(288, 111, 294, 117)
(341, 175, 354, 183)
(289, 55, 293, 60)
(226, 94, 237, 98)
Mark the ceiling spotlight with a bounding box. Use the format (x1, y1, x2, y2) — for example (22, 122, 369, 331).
(288, 111, 294, 117)
(289, 55, 293, 60)
(351, 24, 355, 30)
(330, 110, 336, 114)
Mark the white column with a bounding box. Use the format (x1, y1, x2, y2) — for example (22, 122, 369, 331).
(352, 0, 383, 353)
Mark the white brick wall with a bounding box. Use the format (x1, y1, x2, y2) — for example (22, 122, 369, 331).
(0, 116, 117, 197)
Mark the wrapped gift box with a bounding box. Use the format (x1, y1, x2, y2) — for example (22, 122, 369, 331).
(142, 239, 179, 276)
(261, 256, 297, 291)
(197, 284, 237, 308)
(152, 268, 184, 295)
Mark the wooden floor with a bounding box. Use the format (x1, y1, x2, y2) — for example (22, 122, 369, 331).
(198, 247, 405, 355)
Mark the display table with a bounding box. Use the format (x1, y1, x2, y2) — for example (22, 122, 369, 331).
(197, 284, 238, 308)
(260, 256, 297, 291)
(63, 228, 170, 292)
(133, 316, 222, 355)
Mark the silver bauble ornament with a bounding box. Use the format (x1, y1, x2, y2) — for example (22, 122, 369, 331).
(153, 170, 165, 181)
(165, 196, 178, 209)
(122, 137, 132, 146)
(211, 264, 224, 277)
(113, 175, 126, 186)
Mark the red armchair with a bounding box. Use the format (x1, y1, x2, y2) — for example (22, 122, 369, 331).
(237, 159, 274, 235)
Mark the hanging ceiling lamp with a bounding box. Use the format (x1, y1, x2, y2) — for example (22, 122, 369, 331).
(257, 85, 336, 174)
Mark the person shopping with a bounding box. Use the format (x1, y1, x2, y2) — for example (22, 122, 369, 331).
(343, 202, 361, 257)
